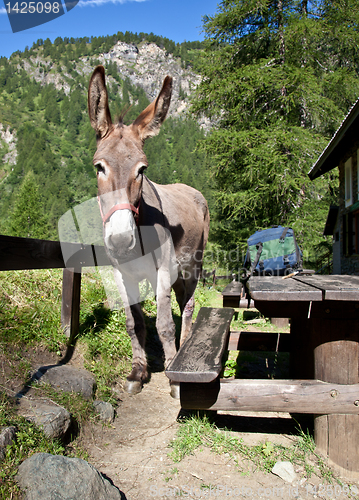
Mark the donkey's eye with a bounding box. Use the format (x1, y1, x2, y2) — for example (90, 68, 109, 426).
(136, 164, 147, 178)
(95, 163, 105, 175)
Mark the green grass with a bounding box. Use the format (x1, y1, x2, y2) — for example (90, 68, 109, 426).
(0, 268, 222, 498)
(0, 268, 134, 399)
(0, 268, 133, 496)
(169, 414, 337, 483)
(0, 269, 66, 351)
(0, 268, 219, 400)
(2, 269, 327, 497)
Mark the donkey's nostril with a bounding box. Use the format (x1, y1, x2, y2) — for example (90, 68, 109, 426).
(106, 230, 136, 254)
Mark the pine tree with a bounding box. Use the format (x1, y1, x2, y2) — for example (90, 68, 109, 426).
(8, 171, 49, 239)
(191, 0, 359, 258)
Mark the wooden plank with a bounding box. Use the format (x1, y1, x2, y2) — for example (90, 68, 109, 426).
(62, 242, 110, 270)
(222, 282, 252, 308)
(309, 301, 359, 320)
(0, 235, 64, 270)
(223, 296, 241, 308)
(248, 276, 323, 302)
(0, 234, 110, 271)
(166, 307, 234, 383)
(294, 274, 359, 301)
(228, 331, 291, 352)
(180, 379, 359, 413)
(254, 300, 310, 319)
(255, 297, 359, 321)
(310, 314, 359, 474)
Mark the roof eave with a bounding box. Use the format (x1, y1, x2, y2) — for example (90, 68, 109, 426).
(309, 98, 359, 180)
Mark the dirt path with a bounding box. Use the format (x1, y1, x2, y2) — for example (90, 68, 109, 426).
(2, 343, 359, 499)
(78, 371, 358, 500)
(2, 306, 358, 500)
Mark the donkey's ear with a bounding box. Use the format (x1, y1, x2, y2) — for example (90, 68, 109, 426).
(132, 76, 172, 141)
(88, 66, 112, 139)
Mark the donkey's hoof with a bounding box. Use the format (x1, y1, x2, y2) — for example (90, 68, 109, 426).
(124, 379, 142, 395)
(170, 381, 180, 399)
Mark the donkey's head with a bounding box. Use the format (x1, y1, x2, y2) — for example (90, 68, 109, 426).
(88, 66, 172, 256)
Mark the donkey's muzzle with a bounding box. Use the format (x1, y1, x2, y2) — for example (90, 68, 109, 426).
(104, 209, 137, 255)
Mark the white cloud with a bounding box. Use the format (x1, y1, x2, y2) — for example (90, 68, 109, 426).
(0, 7, 7, 14)
(78, 0, 147, 6)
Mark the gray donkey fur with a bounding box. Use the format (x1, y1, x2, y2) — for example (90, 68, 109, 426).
(88, 66, 209, 397)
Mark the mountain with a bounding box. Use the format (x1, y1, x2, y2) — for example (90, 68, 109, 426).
(0, 34, 211, 240)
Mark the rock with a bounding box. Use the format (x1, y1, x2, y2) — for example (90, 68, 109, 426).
(272, 461, 297, 483)
(108, 42, 139, 62)
(17, 398, 71, 439)
(93, 400, 115, 423)
(0, 123, 17, 165)
(17, 453, 125, 500)
(33, 365, 96, 399)
(0, 426, 16, 460)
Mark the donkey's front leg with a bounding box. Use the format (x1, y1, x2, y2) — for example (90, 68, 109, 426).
(124, 302, 148, 395)
(156, 272, 178, 398)
(113, 268, 148, 395)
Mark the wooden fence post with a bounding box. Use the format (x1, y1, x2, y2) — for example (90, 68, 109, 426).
(61, 268, 81, 342)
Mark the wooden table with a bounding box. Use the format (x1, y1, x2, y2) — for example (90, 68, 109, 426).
(248, 275, 359, 478)
(222, 281, 255, 308)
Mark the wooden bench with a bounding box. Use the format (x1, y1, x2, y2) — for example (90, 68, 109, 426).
(166, 307, 235, 383)
(166, 284, 359, 480)
(249, 275, 359, 479)
(166, 307, 292, 409)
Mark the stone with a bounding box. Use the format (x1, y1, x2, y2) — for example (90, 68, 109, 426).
(93, 400, 115, 423)
(17, 398, 71, 440)
(0, 426, 16, 460)
(17, 453, 125, 500)
(33, 365, 96, 399)
(272, 461, 297, 483)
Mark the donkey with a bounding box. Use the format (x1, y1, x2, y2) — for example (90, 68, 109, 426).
(88, 66, 209, 397)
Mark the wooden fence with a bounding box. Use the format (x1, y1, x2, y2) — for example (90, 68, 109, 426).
(0, 234, 111, 341)
(201, 269, 237, 286)
(0, 234, 239, 338)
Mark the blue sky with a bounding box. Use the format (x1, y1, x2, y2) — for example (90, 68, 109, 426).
(0, 0, 219, 58)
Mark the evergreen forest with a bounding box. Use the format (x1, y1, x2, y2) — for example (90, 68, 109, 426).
(191, 0, 359, 266)
(1, 0, 359, 270)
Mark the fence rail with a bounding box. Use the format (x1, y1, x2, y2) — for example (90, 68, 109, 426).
(1, 234, 238, 339)
(0, 234, 111, 340)
(0, 234, 110, 271)
(201, 269, 237, 286)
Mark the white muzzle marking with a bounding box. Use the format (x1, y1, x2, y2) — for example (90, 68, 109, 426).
(104, 209, 136, 253)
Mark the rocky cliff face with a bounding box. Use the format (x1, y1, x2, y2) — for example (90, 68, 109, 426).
(24, 41, 202, 120)
(99, 41, 200, 118)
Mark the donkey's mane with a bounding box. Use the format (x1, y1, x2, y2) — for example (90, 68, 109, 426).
(116, 104, 132, 125)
